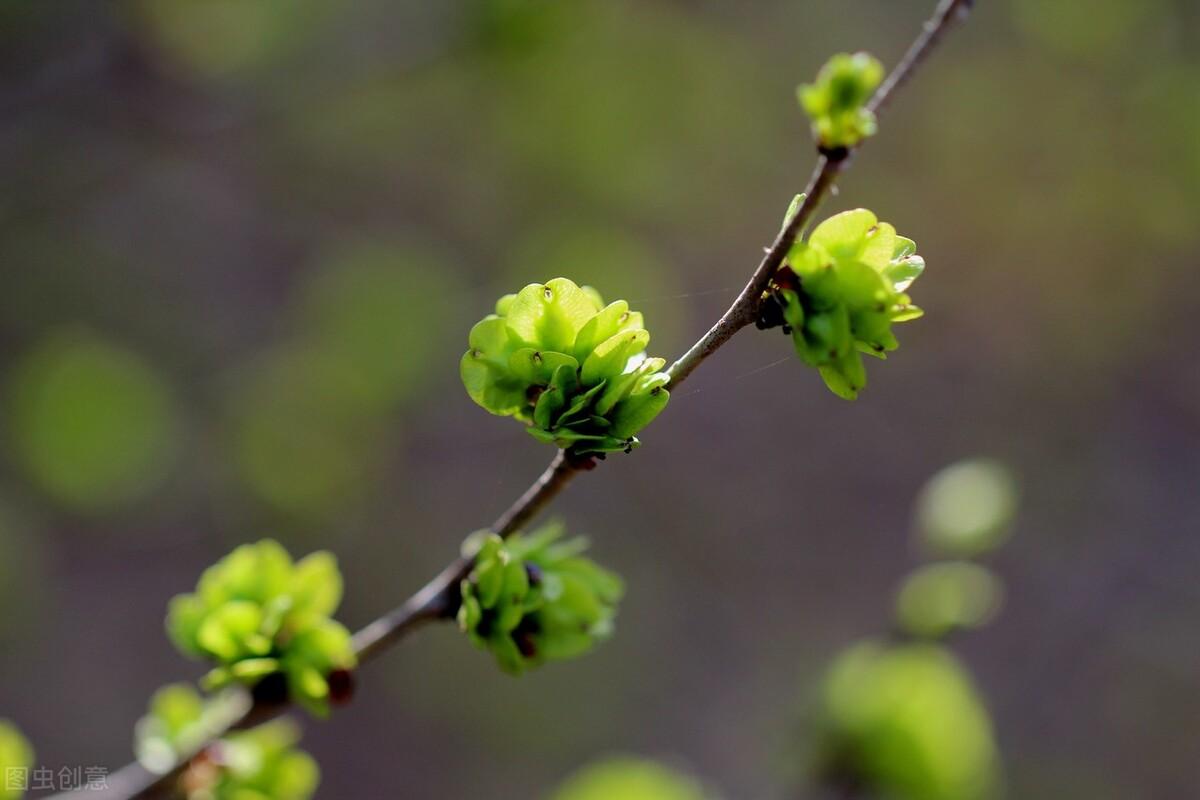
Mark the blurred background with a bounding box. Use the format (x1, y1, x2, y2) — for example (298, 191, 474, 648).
(1, 0, 1198, 797)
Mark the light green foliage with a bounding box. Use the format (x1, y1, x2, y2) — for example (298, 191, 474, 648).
(895, 562, 1004, 639)
(135, 683, 209, 773)
(0, 720, 33, 800)
(8, 331, 177, 513)
(134, 684, 254, 776)
(817, 642, 1000, 800)
(189, 721, 319, 800)
(461, 278, 670, 454)
(166, 540, 355, 717)
(767, 207, 924, 399)
(457, 522, 623, 675)
(798, 52, 884, 149)
(550, 757, 712, 800)
(209, 721, 319, 800)
(915, 459, 1018, 557)
(503, 222, 685, 355)
(135, 685, 320, 799)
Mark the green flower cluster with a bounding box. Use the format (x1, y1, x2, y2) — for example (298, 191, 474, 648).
(798, 52, 884, 150)
(457, 523, 623, 675)
(0, 720, 32, 800)
(461, 278, 670, 455)
(816, 642, 999, 800)
(166, 540, 356, 717)
(195, 721, 319, 800)
(762, 206, 925, 399)
(895, 562, 1003, 640)
(134, 684, 212, 773)
(135, 685, 318, 799)
(896, 459, 1017, 639)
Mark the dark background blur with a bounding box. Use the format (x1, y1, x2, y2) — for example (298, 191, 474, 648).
(1, 0, 1198, 797)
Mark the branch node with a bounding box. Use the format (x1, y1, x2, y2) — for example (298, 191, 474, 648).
(328, 669, 356, 706)
(817, 144, 851, 162)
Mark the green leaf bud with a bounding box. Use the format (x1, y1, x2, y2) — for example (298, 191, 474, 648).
(798, 52, 884, 150)
(456, 522, 623, 675)
(815, 642, 1000, 800)
(165, 540, 356, 717)
(550, 756, 713, 800)
(779, 193, 807, 236)
(914, 459, 1018, 557)
(133, 683, 241, 774)
(206, 721, 319, 800)
(461, 278, 670, 455)
(895, 562, 1004, 639)
(763, 207, 925, 399)
(134, 684, 319, 798)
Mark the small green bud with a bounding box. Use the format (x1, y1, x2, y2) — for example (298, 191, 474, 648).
(816, 642, 999, 800)
(461, 278, 670, 455)
(0, 720, 33, 800)
(166, 540, 356, 717)
(915, 459, 1018, 557)
(766, 207, 924, 399)
(456, 522, 623, 675)
(134, 684, 208, 773)
(201, 721, 318, 800)
(778, 193, 807, 236)
(895, 562, 1004, 639)
(134, 685, 319, 798)
(550, 757, 713, 800)
(798, 52, 884, 150)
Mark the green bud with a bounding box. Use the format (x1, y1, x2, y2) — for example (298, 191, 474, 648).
(461, 278, 670, 455)
(0, 720, 33, 800)
(282, 620, 356, 717)
(165, 540, 356, 717)
(895, 562, 1004, 639)
(134, 686, 205, 772)
(210, 721, 319, 800)
(768, 207, 924, 399)
(915, 459, 1018, 558)
(456, 522, 623, 675)
(816, 642, 1000, 800)
(550, 757, 713, 800)
(798, 52, 884, 149)
(778, 193, 807, 236)
(134, 684, 319, 798)
(134, 683, 222, 774)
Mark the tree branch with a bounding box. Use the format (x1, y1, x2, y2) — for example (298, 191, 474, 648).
(665, 153, 842, 387)
(669, 0, 976, 386)
(62, 2, 975, 797)
(66, 455, 583, 800)
(868, 0, 974, 116)
(353, 449, 579, 665)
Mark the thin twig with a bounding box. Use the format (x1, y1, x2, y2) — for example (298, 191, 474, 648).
(354, 450, 579, 665)
(670, 0, 976, 386)
(868, 0, 974, 115)
(62, 3, 975, 797)
(65, 455, 581, 800)
(665, 153, 841, 387)
(74, 695, 282, 800)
